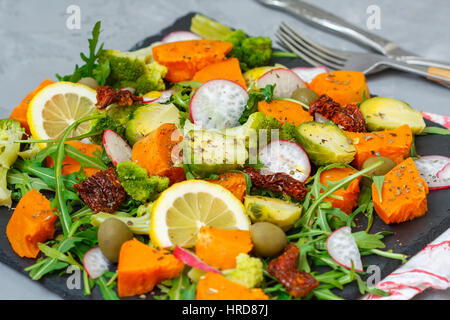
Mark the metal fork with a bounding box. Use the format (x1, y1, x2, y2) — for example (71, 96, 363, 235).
(276, 22, 450, 84)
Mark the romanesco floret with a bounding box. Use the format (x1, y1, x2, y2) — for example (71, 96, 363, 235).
(116, 161, 169, 203)
(87, 104, 140, 144)
(0, 119, 25, 207)
(279, 122, 297, 141)
(226, 253, 264, 288)
(99, 48, 167, 94)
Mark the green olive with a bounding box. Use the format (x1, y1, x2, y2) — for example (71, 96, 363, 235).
(361, 156, 397, 186)
(291, 88, 319, 106)
(362, 156, 397, 176)
(98, 218, 133, 263)
(78, 77, 99, 90)
(250, 222, 287, 257)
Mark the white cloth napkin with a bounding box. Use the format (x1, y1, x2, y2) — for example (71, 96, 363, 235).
(362, 228, 450, 300)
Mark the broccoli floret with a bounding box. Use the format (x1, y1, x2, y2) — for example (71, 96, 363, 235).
(225, 253, 264, 288)
(0, 119, 25, 168)
(280, 122, 297, 141)
(87, 112, 125, 145)
(99, 47, 167, 94)
(116, 161, 169, 203)
(225, 31, 272, 71)
(87, 103, 140, 144)
(0, 166, 11, 207)
(0, 119, 25, 207)
(90, 211, 150, 235)
(190, 14, 272, 72)
(240, 37, 272, 70)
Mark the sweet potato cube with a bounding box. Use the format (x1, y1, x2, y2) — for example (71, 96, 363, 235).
(344, 125, 412, 169)
(372, 157, 428, 224)
(196, 272, 269, 300)
(195, 226, 252, 270)
(6, 189, 57, 258)
(117, 238, 184, 298)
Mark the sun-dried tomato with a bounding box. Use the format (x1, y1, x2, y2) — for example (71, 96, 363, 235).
(267, 244, 319, 297)
(95, 86, 143, 109)
(74, 167, 125, 213)
(242, 167, 307, 201)
(309, 94, 366, 132)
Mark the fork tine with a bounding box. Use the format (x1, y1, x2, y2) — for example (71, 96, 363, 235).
(275, 31, 343, 70)
(275, 32, 328, 69)
(280, 22, 347, 62)
(278, 26, 346, 69)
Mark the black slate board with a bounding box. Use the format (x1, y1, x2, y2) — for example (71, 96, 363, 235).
(0, 12, 449, 300)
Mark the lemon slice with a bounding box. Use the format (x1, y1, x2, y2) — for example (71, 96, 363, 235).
(150, 180, 250, 248)
(27, 82, 97, 145)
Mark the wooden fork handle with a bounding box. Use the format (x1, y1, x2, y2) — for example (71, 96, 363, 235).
(427, 67, 450, 85)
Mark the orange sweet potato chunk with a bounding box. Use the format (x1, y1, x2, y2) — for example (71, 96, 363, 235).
(117, 238, 184, 298)
(196, 272, 269, 300)
(192, 58, 247, 88)
(152, 40, 233, 83)
(258, 99, 313, 126)
(372, 157, 429, 224)
(208, 172, 247, 202)
(344, 125, 412, 169)
(6, 189, 57, 258)
(320, 167, 361, 214)
(9, 79, 54, 134)
(195, 226, 253, 270)
(131, 123, 185, 185)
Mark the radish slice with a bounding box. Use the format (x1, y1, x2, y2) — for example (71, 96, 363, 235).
(259, 140, 311, 182)
(326, 226, 363, 272)
(142, 90, 174, 104)
(314, 113, 331, 123)
(414, 155, 450, 190)
(154, 89, 174, 103)
(162, 31, 202, 43)
(142, 96, 159, 104)
(257, 68, 306, 99)
(291, 66, 328, 83)
(189, 79, 248, 129)
(173, 246, 221, 274)
(83, 247, 111, 279)
(120, 87, 136, 94)
(437, 163, 450, 179)
(103, 129, 132, 166)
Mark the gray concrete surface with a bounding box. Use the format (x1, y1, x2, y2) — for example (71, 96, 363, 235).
(0, 0, 449, 300)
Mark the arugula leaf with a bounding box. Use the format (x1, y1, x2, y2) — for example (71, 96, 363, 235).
(56, 21, 109, 85)
(417, 126, 450, 136)
(372, 176, 385, 203)
(238, 84, 275, 124)
(352, 231, 386, 249)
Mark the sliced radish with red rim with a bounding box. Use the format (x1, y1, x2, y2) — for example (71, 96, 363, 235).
(103, 129, 132, 166)
(142, 90, 174, 104)
(162, 31, 202, 43)
(414, 155, 450, 190)
(257, 68, 306, 99)
(326, 226, 363, 272)
(189, 79, 248, 129)
(314, 113, 331, 123)
(83, 247, 111, 279)
(173, 246, 221, 274)
(291, 66, 328, 83)
(258, 139, 311, 183)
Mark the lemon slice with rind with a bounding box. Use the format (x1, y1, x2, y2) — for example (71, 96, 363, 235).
(150, 180, 250, 248)
(27, 82, 97, 145)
